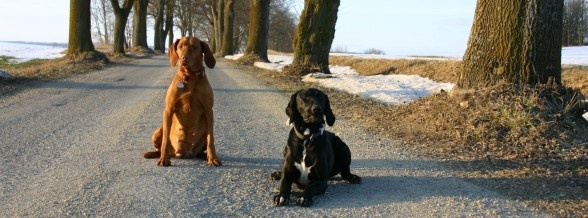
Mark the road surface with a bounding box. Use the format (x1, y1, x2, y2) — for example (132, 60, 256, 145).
(0, 55, 546, 216)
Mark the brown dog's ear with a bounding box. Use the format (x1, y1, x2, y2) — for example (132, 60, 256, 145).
(324, 94, 336, 126)
(200, 41, 216, 69)
(286, 91, 300, 125)
(168, 39, 180, 67)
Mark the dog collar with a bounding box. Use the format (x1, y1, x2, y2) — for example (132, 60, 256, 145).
(177, 69, 205, 83)
(293, 123, 325, 142)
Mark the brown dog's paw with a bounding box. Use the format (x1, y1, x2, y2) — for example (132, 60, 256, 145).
(208, 158, 221, 166)
(143, 151, 160, 159)
(157, 157, 171, 166)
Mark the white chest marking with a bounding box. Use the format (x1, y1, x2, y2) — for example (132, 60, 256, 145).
(294, 148, 313, 185)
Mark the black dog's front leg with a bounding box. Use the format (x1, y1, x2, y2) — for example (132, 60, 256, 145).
(273, 172, 294, 206)
(299, 180, 328, 207)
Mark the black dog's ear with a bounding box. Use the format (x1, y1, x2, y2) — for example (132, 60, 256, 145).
(286, 91, 300, 125)
(324, 94, 336, 126)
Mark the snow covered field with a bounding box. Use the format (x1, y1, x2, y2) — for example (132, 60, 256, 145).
(226, 48, 588, 106)
(0, 41, 66, 62)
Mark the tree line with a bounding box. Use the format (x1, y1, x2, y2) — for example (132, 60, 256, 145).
(68, 0, 567, 89)
(563, 0, 588, 46)
(85, 0, 297, 55)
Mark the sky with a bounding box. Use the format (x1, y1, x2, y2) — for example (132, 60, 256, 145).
(0, 0, 477, 57)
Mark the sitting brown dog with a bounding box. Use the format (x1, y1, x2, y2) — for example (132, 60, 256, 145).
(144, 36, 221, 167)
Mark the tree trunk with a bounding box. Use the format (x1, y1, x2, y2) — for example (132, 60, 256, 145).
(240, 0, 270, 64)
(153, 0, 165, 53)
(102, 0, 110, 45)
(214, 0, 226, 55)
(133, 0, 150, 52)
(285, 0, 340, 75)
(168, 25, 174, 47)
(459, 0, 563, 88)
(67, 0, 96, 55)
(110, 0, 133, 55)
(153, 0, 173, 53)
(218, 0, 235, 56)
(162, 0, 174, 51)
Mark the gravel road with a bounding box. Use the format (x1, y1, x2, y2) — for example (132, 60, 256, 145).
(0, 55, 548, 217)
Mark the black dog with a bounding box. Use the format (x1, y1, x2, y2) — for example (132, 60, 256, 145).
(272, 88, 361, 207)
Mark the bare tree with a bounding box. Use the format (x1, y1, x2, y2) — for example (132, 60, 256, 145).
(110, 0, 134, 55)
(268, 0, 296, 52)
(283, 0, 340, 75)
(563, 0, 587, 46)
(132, 0, 151, 52)
(152, 0, 174, 53)
(459, 0, 564, 88)
(232, 0, 251, 54)
(125, 10, 134, 49)
(175, 0, 193, 36)
(91, 0, 113, 46)
(240, 0, 270, 64)
(212, 0, 225, 53)
(218, 0, 235, 56)
(67, 0, 97, 55)
(197, 1, 216, 43)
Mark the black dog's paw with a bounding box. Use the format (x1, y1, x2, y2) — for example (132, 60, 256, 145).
(270, 171, 281, 180)
(346, 174, 362, 184)
(298, 197, 313, 207)
(273, 194, 289, 206)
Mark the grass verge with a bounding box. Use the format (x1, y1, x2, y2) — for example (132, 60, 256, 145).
(233, 56, 588, 217)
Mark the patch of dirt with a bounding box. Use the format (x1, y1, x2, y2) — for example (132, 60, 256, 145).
(232, 57, 588, 217)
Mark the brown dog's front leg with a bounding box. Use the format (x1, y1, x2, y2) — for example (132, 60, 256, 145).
(158, 109, 173, 166)
(205, 111, 221, 166)
(205, 133, 221, 166)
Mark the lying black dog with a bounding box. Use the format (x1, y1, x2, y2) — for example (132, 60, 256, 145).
(271, 88, 361, 207)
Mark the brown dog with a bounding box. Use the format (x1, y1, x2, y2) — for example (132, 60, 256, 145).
(144, 36, 221, 167)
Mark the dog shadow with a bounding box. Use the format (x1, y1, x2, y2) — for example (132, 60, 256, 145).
(216, 156, 473, 208)
(160, 155, 555, 209)
(263, 157, 522, 209)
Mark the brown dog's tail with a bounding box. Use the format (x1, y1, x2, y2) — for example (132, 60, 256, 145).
(143, 151, 161, 159)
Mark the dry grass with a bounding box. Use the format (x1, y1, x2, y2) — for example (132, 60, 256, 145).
(330, 56, 461, 83)
(234, 56, 588, 217)
(267, 49, 292, 56)
(385, 83, 588, 217)
(563, 66, 588, 96)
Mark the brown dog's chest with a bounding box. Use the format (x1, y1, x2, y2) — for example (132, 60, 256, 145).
(166, 77, 213, 131)
(173, 88, 210, 120)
